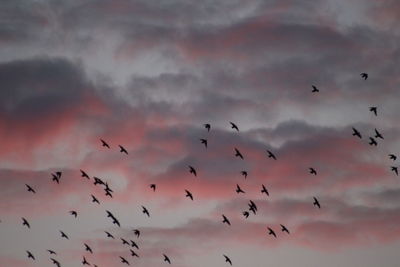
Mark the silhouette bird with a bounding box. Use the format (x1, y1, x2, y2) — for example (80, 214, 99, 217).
(313, 197, 321, 208)
(389, 154, 397, 161)
(163, 254, 171, 264)
(249, 200, 258, 212)
(280, 224, 290, 234)
(241, 171, 248, 179)
(25, 184, 36, 194)
(360, 73, 368, 80)
(352, 127, 362, 139)
(105, 189, 113, 198)
(69, 210, 78, 218)
(189, 165, 197, 176)
(267, 150, 277, 160)
(243, 211, 249, 219)
(26, 250, 35, 260)
(369, 137, 377, 146)
(121, 238, 130, 246)
(133, 229, 140, 238)
(200, 138, 208, 148)
(222, 215, 231, 225)
(309, 168, 317, 175)
(119, 145, 128, 155)
(311, 85, 319, 93)
(150, 184, 156, 192)
(47, 250, 57, 255)
(369, 106, 377, 116)
(55, 171, 62, 178)
(80, 170, 90, 179)
(204, 123, 211, 132)
(142, 206, 150, 217)
(52, 173, 60, 184)
(91, 195, 100, 204)
(100, 139, 110, 148)
(223, 255, 232, 265)
(22, 217, 30, 228)
(60, 231, 69, 239)
(93, 177, 105, 186)
(185, 189, 193, 200)
(84, 243, 93, 254)
(391, 166, 398, 176)
(82, 256, 90, 265)
(268, 227, 277, 238)
(112, 217, 120, 227)
(235, 184, 245, 194)
(130, 249, 139, 257)
(261, 184, 269, 196)
(234, 148, 244, 159)
(120, 256, 130, 265)
(106, 210, 115, 218)
(105, 231, 114, 239)
(51, 258, 61, 267)
(130, 240, 139, 249)
(230, 122, 239, 132)
(374, 128, 384, 139)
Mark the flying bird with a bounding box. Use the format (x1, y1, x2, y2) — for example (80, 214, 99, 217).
(241, 171, 248, 179)
(142, 206, 150, 217)
(112, 217, 120, 227)
(360, 73, 368, 80)
(204, 123, 211, 132)
(120, 256, 130, 265)
(51, 173, 60, 184)
(185, 189, 193, 200)
(235, 184, 245, 194)
(352, 127, 362, 139)
(69, 210, 78, 218)
(82, 256, 90, 265)
(22, 217, 30, 228)
(280, 224, 290, 234)
(119, 145, 128, 155)
(189, 165, 197, 176)
(222, 214, 231, 226)
(200, 138, 208, 148)
(84, 243, 93, 254)
(105, 189, 113, 198)
(93, 176, 105, 186)
(391, 166, 398, 176)
(230, 122, 239, 132)
(163, 254, 171, 264)
(249, 200, 258, 212)
(369, 106, 377, 116)
(133, 229, 140, 238)
(121, 238, 130, 246)
(25, 184, 36, 194)
(374, 128, 384, 139)
(80, 169, 90, 179)
(100, 139, 110, 148)
(311, 85, 319, 93)
(26, 250, 35, 260)
(313, 197, 321, 208)
(268, 227, 277, 238)
(223, 255, 232, 265)
(130, 249, 139, 257)
(105, 231, 115, 239)
(243, 211, 249, 219)
(261, 184, 269, 196)
(369, 137, 378, 146)
(150, 184, 156, 192)
(55, 171, 62, 178)
(50, 258, 61, 267)
(47, 250, 57, 255)
(91, 194, 100, 204)
(131, 240, 139, 249)
(234, 148, 244, 159)
(267, 150, 277, 160)
(389, 154, 397, 161)
(60, 230, 69, 240)
(309, 168, 317, 175)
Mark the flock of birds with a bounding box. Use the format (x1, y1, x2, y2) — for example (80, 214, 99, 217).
(11, 72, 399, 266)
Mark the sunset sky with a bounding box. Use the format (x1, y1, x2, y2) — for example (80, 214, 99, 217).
(1, 0, 400, 266)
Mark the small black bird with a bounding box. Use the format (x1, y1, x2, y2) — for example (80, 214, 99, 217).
(150, 184, 156, 192)
(248, 200, 258, 214)
(130, 240, 139, 249)
(234, 148, 244, 159)
(106, 210, 114, 218)
(47, 250, 57, 255)
(120, 256, 130, 265)
(200, 138, 208, 148)
(352, 127, 362, 139)
(189, 165, 197, 176)
(360, 73, 368, 80)
(142, 206, 150, 217)
(26, 250, 35, 260)
(51, 173, 60, 184)
(50, 258, 61, 267)
(369, 137, 377, 146)
(91, 194, 100, 204)
(311, 85, 319, 93)
(121, 238, 130, 246)
(391, 166, 398, 176)
(100, 139, 110, 148)
(22, 217, 30, 228)
(241, 171, 248, 179)
(105, 231, 115, 239)
(93, 176, 105, 186)
(243, 211, 249, 219)
(389, 154, 397, 161)
(112, 217, 120, 227)
(280, 224, 290, 234)
(84, 243, 93, 254)
(261, 184, 269, 196)
(204, 123, 211, 132)
(119, 145, 128, 155)
(223, 255, 232, 265)
(230, 122, 239, 132)
(69, 210, 77, 218)
(105, 189, 113, 198)
(163, 254, 171, 264)
(133, 229, 140, 238)
(374, 128, 384, 139)
(185, 189, 193, 200)
(267, 150, 277, 160)
(60, 230, 69, 239)
(313, 197, 321, 209)
(80, 169, 90, 179)
(130, 249, 139, 257)
(235, 184, 245, 194)
(222, 215, 231, 226)
(268, 227, 277, 238)
(369, 106, 377, 116)
(309, 168, 317, 175)
(25, 184, 36, 194)
(82, 256, 90, 265)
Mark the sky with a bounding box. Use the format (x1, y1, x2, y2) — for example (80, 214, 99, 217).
(1, 0, 400, 266)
